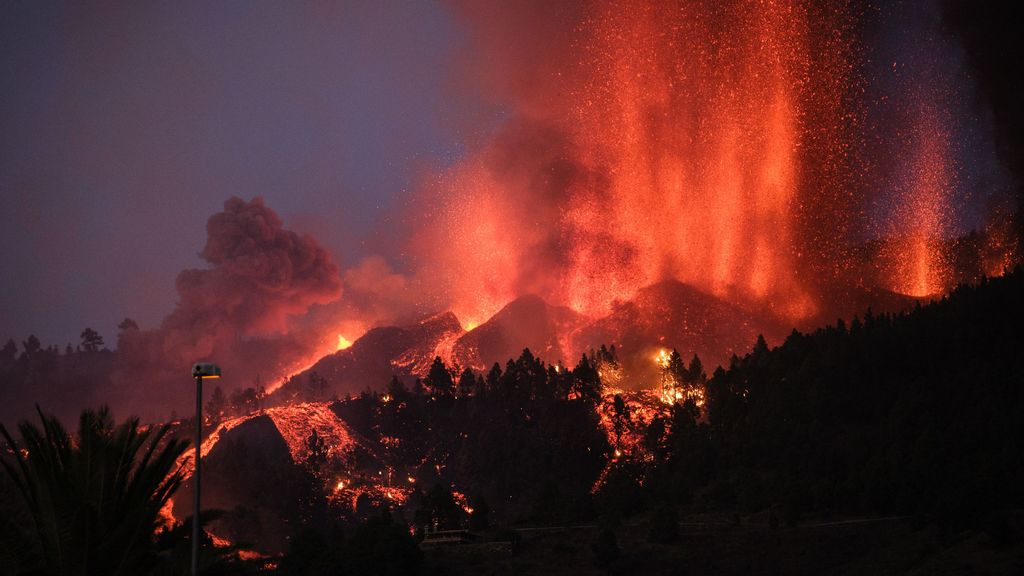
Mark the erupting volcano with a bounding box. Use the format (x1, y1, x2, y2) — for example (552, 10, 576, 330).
(3, 0, 1024, 573)
(1, 0, 1016, 425)
(166, 0, 1019, 406)
(413, 0, 861, 329)
(403, 0, 1015, 348)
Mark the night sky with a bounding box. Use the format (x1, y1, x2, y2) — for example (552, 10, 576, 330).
(1, 0, 1014, 349)
(1, 1, 467, 346)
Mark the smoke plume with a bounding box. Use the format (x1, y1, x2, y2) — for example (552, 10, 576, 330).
(109, 197, 341, 419)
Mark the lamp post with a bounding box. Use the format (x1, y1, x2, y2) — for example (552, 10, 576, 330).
(190, 363, 220, 576)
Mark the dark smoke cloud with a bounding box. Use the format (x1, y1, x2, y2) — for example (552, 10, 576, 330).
(942, 0, 1024, 247)
(109, 197, 341, 419)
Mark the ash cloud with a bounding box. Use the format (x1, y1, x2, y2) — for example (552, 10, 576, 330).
(109, 197, 341, 419)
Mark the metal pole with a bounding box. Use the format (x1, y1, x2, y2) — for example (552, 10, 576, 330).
(192, 375, 202, 576)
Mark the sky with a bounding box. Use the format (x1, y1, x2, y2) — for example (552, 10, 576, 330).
(1, 0, 1015, 350)
(1, 1, 467, 346)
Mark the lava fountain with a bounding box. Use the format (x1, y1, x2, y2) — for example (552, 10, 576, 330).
(885, 99, 954, 297)
(416, 0, 862, 326)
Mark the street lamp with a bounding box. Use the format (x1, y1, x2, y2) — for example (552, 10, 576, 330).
(190, 362, 220, 576)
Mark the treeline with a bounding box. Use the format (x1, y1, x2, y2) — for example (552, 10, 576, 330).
(694, 266, 1024, 529)
(333, 348, 612, 526)
(0, 328, 116, 425)
(4, 267, 1021, 573)
(325, 265, 1024, 544)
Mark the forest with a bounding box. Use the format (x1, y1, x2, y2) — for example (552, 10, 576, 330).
(2, 266, 1022, 574)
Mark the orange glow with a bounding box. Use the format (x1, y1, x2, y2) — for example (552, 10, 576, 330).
(655, 349, 670, 368)
(451, 489, 474, 515)
(593, 388, 671, 492)
(886, 101, 953, 297)
(412, 0, 858, 330)
(176, 401, 359, 480)
(336, 334, 353, 350)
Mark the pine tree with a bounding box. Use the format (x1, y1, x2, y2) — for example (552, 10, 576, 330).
(117, 318, 139, 332)
(21, 335, 41, 359)
(79, 328, 104, 353)
(457, 367, 476, 397)
(424, 357, 454, 398)
(206, 385, 227, 424)
(571, 354, 602, 404)
(1, 339, 16, 363)
(486, 363, 502, 394)
(386, 375, 407, 400)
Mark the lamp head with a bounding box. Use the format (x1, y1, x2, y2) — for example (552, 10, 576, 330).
(192, 363, 221, 379)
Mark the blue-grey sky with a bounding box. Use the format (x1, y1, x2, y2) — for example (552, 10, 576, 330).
(1, 1, 467, 346)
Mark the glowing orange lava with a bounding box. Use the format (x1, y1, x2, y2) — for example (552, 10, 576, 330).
(886, 101, 953, 297)
(416, 0, 860, 327)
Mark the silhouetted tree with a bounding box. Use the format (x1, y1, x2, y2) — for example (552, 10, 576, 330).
(21, 335, 40, 359)
(423, 357, 454, 398)
(411, 377, 425, 397)
(0, 406, 188, 575)
(688, 353, 705, 383)
(386, 375, 407, 401)
(1, 339, 16, 363)
(570, 354, 602, 404)
(117, 317, 139, 332)
(229, 387, 258, 415)
(485, 363, 502, 395)
(79, 327, 104, 352)
(457, 366, 476, 397)
(205, 385, 227, 425)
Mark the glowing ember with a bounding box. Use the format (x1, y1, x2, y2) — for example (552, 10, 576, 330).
(593, 387, 669, 492)
(451, 489, 474, 515)
(655, 349, 670, 369)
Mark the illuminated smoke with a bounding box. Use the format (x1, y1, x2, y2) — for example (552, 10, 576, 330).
(409, 0, 861, 327)
(110, 197, 342, 418)
(401, 0, 1019, 338)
